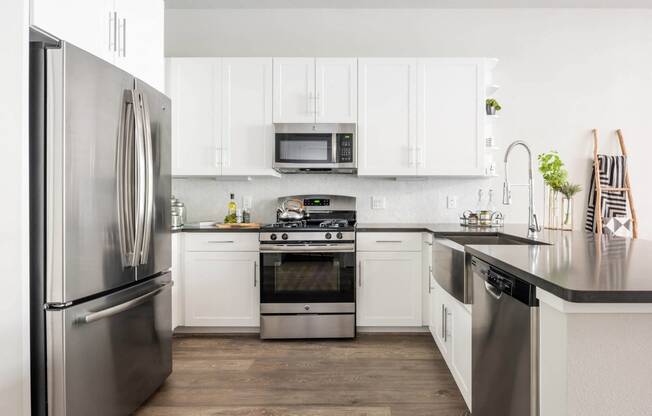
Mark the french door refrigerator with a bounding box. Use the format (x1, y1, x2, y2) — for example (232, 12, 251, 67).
(30, 37, 172, 416)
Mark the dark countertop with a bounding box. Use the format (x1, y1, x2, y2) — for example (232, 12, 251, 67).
(357, 223, 652, 303)
(174, 224, 261, 233)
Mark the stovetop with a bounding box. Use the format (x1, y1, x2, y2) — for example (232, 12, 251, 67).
(261, 219, 355, 232)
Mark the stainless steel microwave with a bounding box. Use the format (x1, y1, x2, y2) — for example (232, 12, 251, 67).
(273, 124, 356, 173)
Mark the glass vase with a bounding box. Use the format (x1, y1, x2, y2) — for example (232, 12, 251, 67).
(544, 186, 562, 229)
(561, 196, 574, 231)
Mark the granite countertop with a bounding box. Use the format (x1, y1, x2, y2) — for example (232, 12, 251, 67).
(357, 223, 652, 303)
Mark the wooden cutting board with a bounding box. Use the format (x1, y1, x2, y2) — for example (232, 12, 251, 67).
(214, 223, 261, 229)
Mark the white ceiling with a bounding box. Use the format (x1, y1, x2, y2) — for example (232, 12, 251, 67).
(165, 0, 652, 9)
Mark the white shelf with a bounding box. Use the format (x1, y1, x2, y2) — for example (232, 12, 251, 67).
(486, 84, 500, 96)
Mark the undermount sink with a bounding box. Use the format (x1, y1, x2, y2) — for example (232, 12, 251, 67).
(446, 234, 547, 246)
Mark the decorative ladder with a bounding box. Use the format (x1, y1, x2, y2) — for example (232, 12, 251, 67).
(591, 129, 638, 238)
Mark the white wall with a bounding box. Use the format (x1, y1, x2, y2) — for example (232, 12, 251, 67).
(166, 8, 652, 238)
(0, 0, 30, 414)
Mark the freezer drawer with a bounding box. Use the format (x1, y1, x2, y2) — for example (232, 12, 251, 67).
(46, 273, 172, 416)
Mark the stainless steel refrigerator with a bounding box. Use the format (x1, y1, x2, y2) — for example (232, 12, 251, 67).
(30, 34, 172, 416)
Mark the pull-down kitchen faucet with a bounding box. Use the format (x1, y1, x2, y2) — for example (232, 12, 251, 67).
(503, 140, 541, 236)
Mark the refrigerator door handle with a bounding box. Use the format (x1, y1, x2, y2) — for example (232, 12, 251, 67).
(117, 90, 136, 267)
(138, 90, 154, 265)
(81, 281, 173, 324)
(132, 89, 147, 267)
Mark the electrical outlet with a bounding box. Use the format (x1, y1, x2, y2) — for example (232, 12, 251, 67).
(371, 196, 386, 210)
(447, 196, 458, 209)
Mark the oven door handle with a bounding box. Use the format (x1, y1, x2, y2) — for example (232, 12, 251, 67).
(260, 243, 355, 253)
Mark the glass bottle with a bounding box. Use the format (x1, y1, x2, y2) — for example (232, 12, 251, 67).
(228, 193, 237, 216)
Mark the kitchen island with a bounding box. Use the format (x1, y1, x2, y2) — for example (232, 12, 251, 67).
(358, 223, 652, 416)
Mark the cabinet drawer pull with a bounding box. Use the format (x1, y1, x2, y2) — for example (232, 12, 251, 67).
(375, 240, 403, 243)
(254, 261, 257, 287)
(358, 261, 362, 287)
(207, 240, 235, 244)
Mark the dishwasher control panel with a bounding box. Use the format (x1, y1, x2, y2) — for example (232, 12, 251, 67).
(487, 267, 538, 306)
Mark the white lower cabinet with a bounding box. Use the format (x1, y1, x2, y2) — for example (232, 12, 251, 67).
(171, 232, 183, 330)
(430, 277, 472, 410)
(356, 233, 422, 327)
(183, 233, 260, 327)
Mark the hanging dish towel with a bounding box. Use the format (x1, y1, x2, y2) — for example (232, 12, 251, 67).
(585, 155, 629, 233)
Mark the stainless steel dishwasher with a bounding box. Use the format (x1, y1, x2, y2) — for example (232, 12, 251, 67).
(471, 257, 539, 416)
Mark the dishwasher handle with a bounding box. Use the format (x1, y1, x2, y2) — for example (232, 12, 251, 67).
(484, 281, 503, 300)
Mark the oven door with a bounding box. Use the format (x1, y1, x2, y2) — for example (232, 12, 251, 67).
(260, 245, 355, 306)
(274, 133, 335, 168)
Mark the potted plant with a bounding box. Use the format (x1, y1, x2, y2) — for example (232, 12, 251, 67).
(486, 98, 502, 115)
(538, 151, 568, 229)
(559, 182, 582, 231)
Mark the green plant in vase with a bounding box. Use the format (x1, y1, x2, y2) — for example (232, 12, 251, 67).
(485, 98, 502, 115)
(538, 151, 568, 229)
(559, 182, 582, 230)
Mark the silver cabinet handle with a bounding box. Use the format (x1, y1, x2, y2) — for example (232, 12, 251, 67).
(358, 261, 362, 287)
(215, 147, 222, 166)
(122, 18, 126, 57)
(207, 240, 235, 244)
(444, 306, 451, 342)
(441, 304, 446, 340)
(82, 282, 173, 324)
(417, 146, 424, 166)
(254, 261, 257, 287)
(375, 240, 403, 243)
(108, 12, 117, 52)
(428, 265, 434, 293)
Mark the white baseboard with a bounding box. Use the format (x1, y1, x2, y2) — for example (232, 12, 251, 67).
(174, 325, 430, 335)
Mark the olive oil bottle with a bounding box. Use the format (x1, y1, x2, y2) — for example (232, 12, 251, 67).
(224, 193, 237, 223)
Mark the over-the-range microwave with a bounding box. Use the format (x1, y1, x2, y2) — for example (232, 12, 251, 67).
(273, 123, 356, 173)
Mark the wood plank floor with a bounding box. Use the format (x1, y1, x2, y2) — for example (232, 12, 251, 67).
(136, 334, 469, 416)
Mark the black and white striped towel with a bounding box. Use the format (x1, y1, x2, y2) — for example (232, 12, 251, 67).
(585, 155, 628, 233)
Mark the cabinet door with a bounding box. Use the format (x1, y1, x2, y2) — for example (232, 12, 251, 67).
(358, 58, 417, 176)
(417, 59, 485, 176)
(167, 58, 221, 176)
(114, 0, 165, 91)
(315, 58, 357, 123)
(422, 233, 434, 326)
(171, 233, 183, 329)
(356, 251, 422, 327)
(31, 0, 113, 63)
(450, 301, 472, 409)
(273, 58, 315, 123)
(184, 251, 259, 327)
(431, 280, 451, 358)
(221, 58, 275, 176)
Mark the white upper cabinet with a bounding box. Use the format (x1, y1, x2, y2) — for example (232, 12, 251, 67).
(31, 0, 165, 91)
(221, 58, 275, 176)
(167, 57, 277, 177)
(114, 0, 165, 91)
(315, 58, 358, 123)
(273, 58, 315, 123)
(273, 58, 357, 123)
(417, 59, 485, 176)
(167, 58, 221, 176)
(358, 58, 418, 176)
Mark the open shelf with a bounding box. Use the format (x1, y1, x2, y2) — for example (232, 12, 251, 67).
(486, 84, 500, 96)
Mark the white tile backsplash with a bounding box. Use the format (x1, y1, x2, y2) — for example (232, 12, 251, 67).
(172, 175, 506, 225)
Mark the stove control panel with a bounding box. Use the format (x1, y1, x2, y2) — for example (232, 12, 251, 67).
(259, 231, 356, 243)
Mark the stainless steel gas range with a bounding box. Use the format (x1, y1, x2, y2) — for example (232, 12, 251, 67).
(259, 195, 356, 339)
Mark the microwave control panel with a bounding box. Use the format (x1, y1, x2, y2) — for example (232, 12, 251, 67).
(337, 134, 354, 163)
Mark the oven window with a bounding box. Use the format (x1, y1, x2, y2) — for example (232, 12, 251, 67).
(261, 252, 355, 303)
(276, 134, 333, 163)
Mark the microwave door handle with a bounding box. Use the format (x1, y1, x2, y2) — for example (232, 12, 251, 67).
(332, 133, 337, 164)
